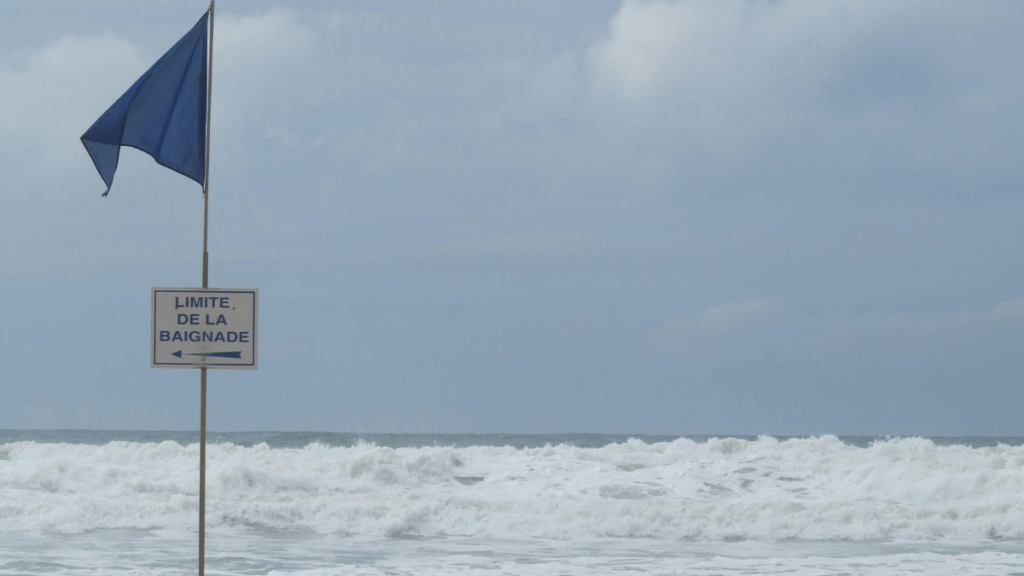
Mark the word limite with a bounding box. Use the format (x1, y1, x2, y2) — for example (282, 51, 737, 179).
(175, 296, 232, 309)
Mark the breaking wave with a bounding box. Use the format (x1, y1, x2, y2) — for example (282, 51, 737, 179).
(2, 435, 1024, 540)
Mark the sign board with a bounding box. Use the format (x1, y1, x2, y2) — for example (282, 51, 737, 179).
(151, 288, 258, 369)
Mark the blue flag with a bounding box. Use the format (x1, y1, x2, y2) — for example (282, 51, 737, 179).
(81, 13, 208, 196)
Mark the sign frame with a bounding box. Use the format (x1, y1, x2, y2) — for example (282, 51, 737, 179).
(151, 287, 259, 370)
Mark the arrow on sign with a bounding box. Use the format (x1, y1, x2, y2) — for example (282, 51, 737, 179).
(172, 350, 243, 359)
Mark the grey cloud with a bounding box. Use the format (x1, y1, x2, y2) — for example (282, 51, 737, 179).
(655, 299, 782, 355)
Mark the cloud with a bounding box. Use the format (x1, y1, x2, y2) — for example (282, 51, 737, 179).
(215, 8, 319, 123)
(799, 295, 1024, 366)
(0, 33, 145, 180)
(654, 294, 1024, 363)
(594, 0, 697, 97)
(989, 296, 1024, 322)
(656, 299, 781, 353)
(871, 295, 1024, 337)
(592, 0, 911, 99)
(586, 0, 1024, 186)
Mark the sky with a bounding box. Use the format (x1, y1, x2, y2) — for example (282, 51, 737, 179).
(2, 0, 1024, 435)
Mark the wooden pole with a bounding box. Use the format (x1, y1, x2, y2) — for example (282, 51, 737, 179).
(200, 2, 214, 575)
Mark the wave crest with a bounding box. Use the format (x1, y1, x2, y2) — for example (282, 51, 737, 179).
(2, 436, 1023, 540)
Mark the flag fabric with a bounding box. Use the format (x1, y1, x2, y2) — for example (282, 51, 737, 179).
(81, 13, 208, 196)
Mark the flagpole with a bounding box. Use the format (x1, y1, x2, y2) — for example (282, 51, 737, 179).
(200, 2, 213, 576)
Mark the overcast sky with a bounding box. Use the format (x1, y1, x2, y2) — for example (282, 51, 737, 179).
(2, 0, 1023, 435)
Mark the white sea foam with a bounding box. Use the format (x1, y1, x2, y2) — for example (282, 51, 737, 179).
(2, 436, 1024, 540)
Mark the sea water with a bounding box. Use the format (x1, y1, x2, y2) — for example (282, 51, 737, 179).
(2, 431, 1024, 575)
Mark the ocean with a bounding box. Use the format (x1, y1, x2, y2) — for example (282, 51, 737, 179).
(2, 431, 1024, 575)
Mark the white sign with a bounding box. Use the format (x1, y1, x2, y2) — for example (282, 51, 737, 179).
(151, 288, 258, 369)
